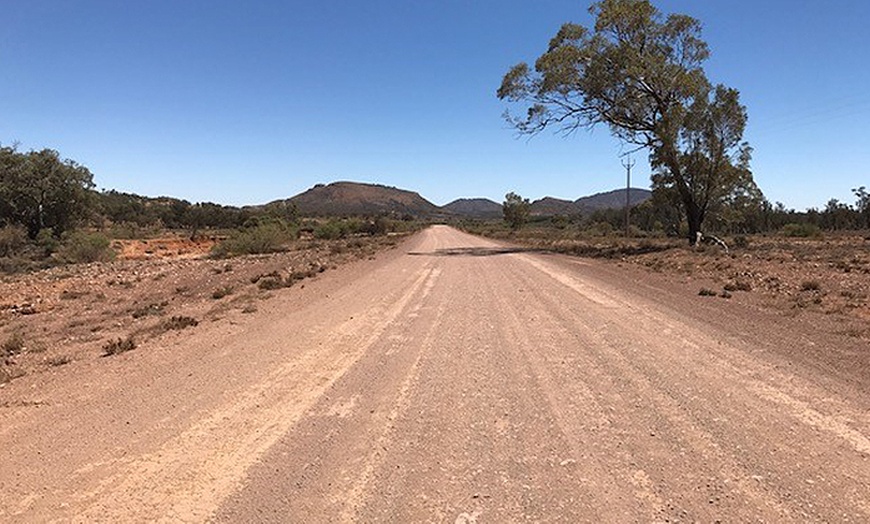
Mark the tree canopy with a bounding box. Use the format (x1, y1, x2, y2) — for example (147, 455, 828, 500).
(503, 192, 531, 231)
(498, 0, 762, 242)
(0, 145, 95, 238)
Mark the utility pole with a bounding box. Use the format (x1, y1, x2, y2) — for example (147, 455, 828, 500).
(622, 155, 635, 237)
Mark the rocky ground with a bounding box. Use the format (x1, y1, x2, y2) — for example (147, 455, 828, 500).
(499, 231, 870, 341)
(3, 230, 868, 388)
(0, 234, 405, 386)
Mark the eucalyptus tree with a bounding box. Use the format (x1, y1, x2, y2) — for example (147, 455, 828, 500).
(0, 146, 95, 238)
(498, 0, 760, 243)
(503, 192, 531, 231)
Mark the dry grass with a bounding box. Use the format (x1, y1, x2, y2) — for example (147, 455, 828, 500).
(2, 332, 25, 356)
(162, 316, 199, 331)
(102, 337, 136, 357)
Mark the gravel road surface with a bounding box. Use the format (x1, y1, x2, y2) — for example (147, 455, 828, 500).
(2, 225, 868, 522)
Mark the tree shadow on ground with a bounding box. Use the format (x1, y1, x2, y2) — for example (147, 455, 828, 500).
(407, 247, 548, 257)
(408, 242, 680, 259)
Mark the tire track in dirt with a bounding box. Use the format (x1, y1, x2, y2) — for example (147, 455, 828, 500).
(512, 250, 870, 521)
(69, 264, 441, 522)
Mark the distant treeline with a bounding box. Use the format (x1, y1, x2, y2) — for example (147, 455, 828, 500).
(0, 144, 298, 239)
(2, 144, 868, 247)
(523, 188, 870, 238)
(1, 145, 415, 270)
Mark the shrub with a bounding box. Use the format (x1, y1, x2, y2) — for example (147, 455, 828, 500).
(800, 280, 821, 292)
(724, 280, 752, 292)
(47, 355, 72, 367)
(359, 216, 392, 236)
(732, 235, 750, 249)
(2, 332, 25, 356)
(212, 286, 234, 299)
(698, 288, 717, 297)
(59, 231, 116, 263)
(212, 222, 297, 257)
(163, 316, 198, 330)
(0, 225, 27, 257)
(314, 221, 344, 240)
(781, 223, 822, 238)
(258, 276, 285, 290)
(131, 302, 166, 318)
(102, 337, 136, 356)
(35, 228, 60, 255)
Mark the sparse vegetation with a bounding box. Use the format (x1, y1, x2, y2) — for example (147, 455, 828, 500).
(212, 286, 235, 299)
(781, 223, 822, 238)
(102, 337, 136, 356)
(724, 281, 752, 292)
(131, 302, 167, 318)
(60, 289, 89, 300)
(801, 280, 822, 292)
(258, 276, 285, 290)
(2, 332, 25, 356)
(162, 316, 198, 331)
(211, 220, 298, 257)
(58, 231, 115, 263)
(46, 355, 72, 367)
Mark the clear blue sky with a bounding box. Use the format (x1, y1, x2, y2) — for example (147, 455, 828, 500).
(2, 1, 869, 209)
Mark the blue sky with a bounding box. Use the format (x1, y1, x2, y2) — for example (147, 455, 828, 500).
(2, 1, 868, 209)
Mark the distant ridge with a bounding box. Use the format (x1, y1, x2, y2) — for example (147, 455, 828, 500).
(276, 181, 441, 217)
(574, 188, 651, 213)
(441, 198, 502, 218)
(530, 197, 577, 216)
(271, 181, 651, 218)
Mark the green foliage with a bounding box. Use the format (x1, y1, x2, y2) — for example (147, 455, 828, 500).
(211, 220, 298, 257)
(313, 219, 358, 240)
(780, 223, 822, 238)
(313, 221, 345, 240)
(498, 0, 758, 243)
(0, 225, 27, 257)
(35, 228, 59, 254)
(58, 231, 116, 263)
(0, 145, 95, 238)
(503, 192, 531, 231)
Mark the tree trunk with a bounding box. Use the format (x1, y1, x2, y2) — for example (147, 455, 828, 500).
(686, 200, 703, 245)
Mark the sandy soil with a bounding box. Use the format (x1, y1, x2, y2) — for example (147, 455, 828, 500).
(0, 235, 400, 384)
(1, 226, 868, 522)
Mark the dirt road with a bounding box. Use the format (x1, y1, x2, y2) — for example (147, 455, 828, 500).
(2, 225, 868, 522)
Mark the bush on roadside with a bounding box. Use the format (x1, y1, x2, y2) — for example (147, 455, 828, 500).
(211, 220, 298, 258)
(0, 225, 28, 257)
(102, 336, 136, 356)
(163, 316, 198, 331)
(313, 220, 346, 240)
(2, 332, 25, 356)
(781, 223, 822, 238)
(58, 231, 116, 263)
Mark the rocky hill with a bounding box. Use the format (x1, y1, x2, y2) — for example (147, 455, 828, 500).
(277, 182, 441, 217)
(441, 198, 502, 218)
(272, 181, 651, 219)
(574, 188, 651, 213)
(529, 197, 578, 216)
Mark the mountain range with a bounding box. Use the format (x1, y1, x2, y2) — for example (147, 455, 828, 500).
(270, 181, 652, 218)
